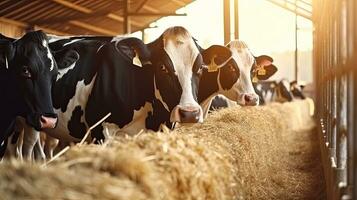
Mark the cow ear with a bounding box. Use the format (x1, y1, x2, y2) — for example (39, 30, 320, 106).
(116, 37, 151, 67)
(53, 49, 79, 69)
(201, 45, 232, 72)
(255, 55, 277, 80)
(0, 41, 15, 69)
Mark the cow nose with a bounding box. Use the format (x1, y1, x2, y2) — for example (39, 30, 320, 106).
(244, 94, 259, 106)
(40, 115, 58, 129)
(178, 106, 201, 123)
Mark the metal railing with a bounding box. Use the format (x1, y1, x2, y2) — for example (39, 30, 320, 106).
(313, 0, 357, 199)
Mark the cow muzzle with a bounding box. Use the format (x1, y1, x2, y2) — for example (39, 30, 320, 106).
(170, 104, 203, 123)
(27, 113, 58, 131)
(40, 115, 58, 129)
(243, 94, 259, 106)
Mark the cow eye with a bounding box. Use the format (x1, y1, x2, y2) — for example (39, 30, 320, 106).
(160, 64, 169, 73)
(21, 66, 32, 78)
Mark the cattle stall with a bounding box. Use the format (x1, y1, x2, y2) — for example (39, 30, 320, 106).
(0, 0, 357, 199)
(313, 0, 357, 199)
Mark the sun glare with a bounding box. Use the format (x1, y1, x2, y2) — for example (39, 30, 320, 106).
(132, 0, 313, 83)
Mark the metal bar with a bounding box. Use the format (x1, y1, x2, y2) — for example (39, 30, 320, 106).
(234, 0, 239, 39)
(223, 0, 231, 44)
(294, 0, 298, 81)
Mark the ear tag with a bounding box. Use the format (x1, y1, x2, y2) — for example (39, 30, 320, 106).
(252, 76, 258, 83)
(257, 66, 266, 75)
(208, 55, 218, 72)
(133, 52, 142, 67)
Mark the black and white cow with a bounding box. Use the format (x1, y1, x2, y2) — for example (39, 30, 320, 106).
(199, 40, 277, 114)
(254, 79, 305, 104)
(0, 31, 65, 158)
(34, 26, 231, 145)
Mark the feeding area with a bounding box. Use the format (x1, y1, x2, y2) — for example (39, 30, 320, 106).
(0, 99, 324, 200)
(0, 0, 357, 199)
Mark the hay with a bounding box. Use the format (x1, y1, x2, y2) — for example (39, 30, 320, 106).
(0, 98, 325, 200)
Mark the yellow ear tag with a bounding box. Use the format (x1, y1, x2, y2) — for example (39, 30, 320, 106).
(252, 76, 258, 83)
(257, 66, 266, 75)
(208, 55, 218, 72)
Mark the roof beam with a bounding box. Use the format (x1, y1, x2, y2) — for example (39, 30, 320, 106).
(265, 0, 311, 20)
(51, 0, 143, 27)
(0, 17, 69, 35)
(135, 0, 149, 12)
(128, 12, 186, 17)
(69, 21, 117, 35)
(171, 0, 186, 7)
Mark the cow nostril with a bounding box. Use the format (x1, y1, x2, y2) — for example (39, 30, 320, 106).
(244, 95, 251, 102)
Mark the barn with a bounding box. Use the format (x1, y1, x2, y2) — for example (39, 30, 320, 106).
(0, 0, 356, 199)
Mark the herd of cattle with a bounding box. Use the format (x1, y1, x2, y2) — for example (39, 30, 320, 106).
(0, 26, 306, 161)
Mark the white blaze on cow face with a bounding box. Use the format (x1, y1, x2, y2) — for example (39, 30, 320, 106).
(225, 40, 259, 106)
(42, 39, 55, 71)
(161, 29, 203, 123)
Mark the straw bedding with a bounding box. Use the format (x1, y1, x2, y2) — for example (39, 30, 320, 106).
(0, 98, 325, 200)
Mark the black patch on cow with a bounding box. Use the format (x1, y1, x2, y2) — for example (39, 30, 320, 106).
(53, 49, 80, 69)
(84, 43, 155, 140)
(68, 106, 87, 139)
(147, 36, 183, 111)
(219, 59, 240, 90)
(198, 69, 219, 103)
(51, 40, 104, 112)
(209, 95, 229, 110)
(146, 99, 172, 131)
(278, 81, 294, 101)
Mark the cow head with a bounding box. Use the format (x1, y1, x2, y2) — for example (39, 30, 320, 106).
(148, 27, 233, 124)
(145, 26, 208, 123)
(275, 79, 294, 102)
(0, 31, 59, 131)
(290, 80, 306, 99)
(220, 40, 277, 106)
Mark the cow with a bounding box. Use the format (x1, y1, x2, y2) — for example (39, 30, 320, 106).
(290, 80, 306, 100)
(199, 40, 277, 115)
(0, 30, 73, 159)
(27, 26, 232, 147)
(253, 79, 306, 104)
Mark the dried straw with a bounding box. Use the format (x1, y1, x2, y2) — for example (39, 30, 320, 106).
(0, 98, 325, 200)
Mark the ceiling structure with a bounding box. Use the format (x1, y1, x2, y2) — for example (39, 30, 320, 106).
(0, 0, 193, 35)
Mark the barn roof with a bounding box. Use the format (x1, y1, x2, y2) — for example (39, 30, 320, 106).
(0, 0, 193, 36)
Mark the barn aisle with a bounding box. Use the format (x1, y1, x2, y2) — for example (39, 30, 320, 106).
(0, 99, 326, 200)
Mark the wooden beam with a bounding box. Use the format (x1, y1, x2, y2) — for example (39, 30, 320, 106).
(52, 0, 91, 13)
(69, 21, 117, 35)
(142, 5, 159, 13)
(123, 0, 130, 34)
(51, 0, 143, 28)
(135, 0, 149, 12)
(171, 0, 186, 7)
(0, 17, 69, 35)
(128, 12, 186, 17)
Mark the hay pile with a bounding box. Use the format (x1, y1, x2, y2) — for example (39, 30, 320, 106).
(0, 98, 325, 200)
